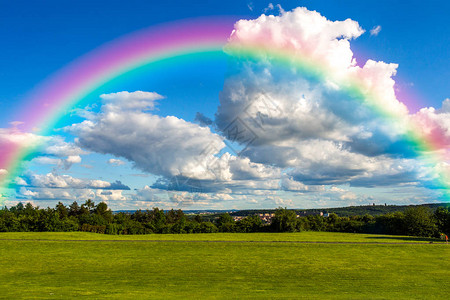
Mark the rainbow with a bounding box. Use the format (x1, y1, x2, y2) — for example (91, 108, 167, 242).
(225, 43, 450, 195)
(0, 17, 448, 203)
(0, 18, 234, 194)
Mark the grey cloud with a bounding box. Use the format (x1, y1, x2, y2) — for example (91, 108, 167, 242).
(194, 112, 213, 127)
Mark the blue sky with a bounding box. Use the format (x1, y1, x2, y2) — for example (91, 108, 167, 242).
(1, 0, 448, 112)
(0, 0, 449, 210)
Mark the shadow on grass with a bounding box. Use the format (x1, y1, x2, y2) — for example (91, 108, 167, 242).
(366, 236, 441, 243)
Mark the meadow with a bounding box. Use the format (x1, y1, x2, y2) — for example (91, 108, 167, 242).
(1, 232, 449, 299)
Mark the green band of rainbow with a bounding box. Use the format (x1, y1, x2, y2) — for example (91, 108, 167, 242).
(1, 17, 448, 203)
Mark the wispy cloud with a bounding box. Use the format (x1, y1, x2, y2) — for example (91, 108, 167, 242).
(247, 2, 254, 12)
(264, 3, 274, 13)
(370, 25, 382, 36)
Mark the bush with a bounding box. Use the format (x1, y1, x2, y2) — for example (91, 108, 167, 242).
(199, 222, 218, 233)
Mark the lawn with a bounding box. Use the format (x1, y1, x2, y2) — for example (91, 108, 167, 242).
(0, 232, 449, 299)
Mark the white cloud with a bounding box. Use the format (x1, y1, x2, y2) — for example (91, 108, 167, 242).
(131, 185, 163, 202)
(0, 127, 47, 159)
(269, 195, 294, 207)
(229, 155, 280, 180)
(264, 3, 274, 13)
(411, 99, 450, 149)
(95, 189, 127, 202)
(280, 177, 325, 192)
(69, 91, 226, 180)
(370, 25, 382, 36)
(216, 6, 423, 190)
(107, 158, 126, 166)
(0, 125, 86, 174)
(228, 7, 365, 75)
(14, 177, 27, 186)
(18, 186, 128, 203)
(276, 4, 285, 14)
(33, 157, 60, 165)
(100, 91, 164, 112)
(19, 172, 130, 190)
(65, 155, 82, 165)
(168, 190, 234, 208)
(263, 3, 284, 14)
(340, 191, 358, 200)
(44, 136, 87, 157)
(32, 154, 82, 170)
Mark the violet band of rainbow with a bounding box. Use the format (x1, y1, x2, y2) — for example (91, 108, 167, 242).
(1, 17, 448, 202)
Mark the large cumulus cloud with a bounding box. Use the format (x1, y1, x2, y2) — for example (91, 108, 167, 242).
(69, 91, 228, 180)
(214, 7, 430, 188)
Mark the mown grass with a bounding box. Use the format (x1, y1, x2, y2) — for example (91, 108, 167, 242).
(0, 232, 449, 299)
(0, 231, 444, 243)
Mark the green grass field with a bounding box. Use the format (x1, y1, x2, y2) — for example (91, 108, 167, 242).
(1, 232, 449, 299)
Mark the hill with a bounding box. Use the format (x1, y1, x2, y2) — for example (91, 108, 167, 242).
(228, 202, 450, 218)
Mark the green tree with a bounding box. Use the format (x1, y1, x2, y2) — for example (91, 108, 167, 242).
(199, 222, 218, 233)
(56, 202, 68, 219)
(272, 208, 298, 232)
(94, 202, 113, 223)
(403, 206, 437, 237)
(82, 199, 95, 213)
(236, 215, 262, 233)
(194, 214, 203, 223)
(434, 207, 450, 235)
(325, 213, 339, 231)
(24, 202, 36, 216)
(149, 208, 166, 232)
(216, 213, 235, 232)
(166, 209, 177, 223)
(68, 201, 80, 217)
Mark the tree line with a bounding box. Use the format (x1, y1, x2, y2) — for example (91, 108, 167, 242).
(233, 203, 450, 218)
(1, 200, 449, 237)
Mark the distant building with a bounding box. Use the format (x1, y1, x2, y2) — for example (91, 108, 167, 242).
(323, 213, 337, 217)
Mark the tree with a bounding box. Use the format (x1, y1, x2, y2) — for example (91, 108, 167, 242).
(10, 202, 24, 214)
(403, 206, 437, 237)
(166, 209, 177, 223)
(325, 213, 339, 231)
(56, 202, 68, 219)
(24, 203, 36, 216)
(82, 199, 95, 213)
(149, 208, 166, 232)
(94, 202, 113, 223)
(434, 207, 450, 235)
(236, 215, 262, 233)
(271, 208, 298, 232)
(199, 222, 218, 233)
(375, 212, 406, 235)
(194, 214, 203, 223)
(216, 213, 235, 232)
(68, 201, 80, 217)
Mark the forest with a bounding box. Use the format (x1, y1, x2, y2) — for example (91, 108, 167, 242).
(1, 200, 449, 237)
